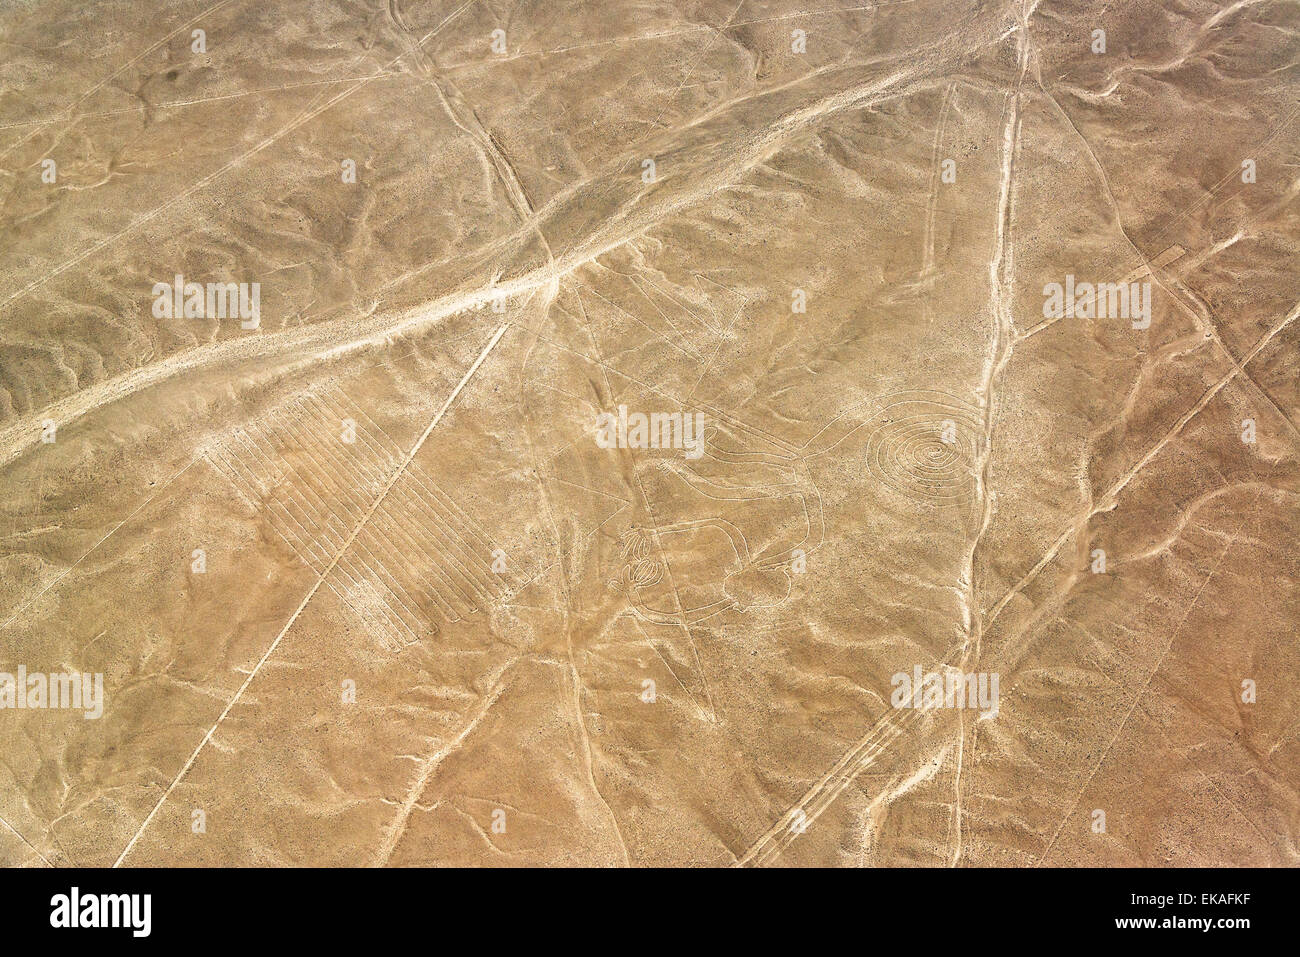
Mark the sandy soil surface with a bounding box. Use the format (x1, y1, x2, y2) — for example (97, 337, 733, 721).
(0, 0, 1297, 867)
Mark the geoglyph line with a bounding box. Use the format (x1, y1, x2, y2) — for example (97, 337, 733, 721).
(114, 322, 508, 866)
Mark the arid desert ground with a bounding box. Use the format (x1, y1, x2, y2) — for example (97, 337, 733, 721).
(0, 0, 1297, 867)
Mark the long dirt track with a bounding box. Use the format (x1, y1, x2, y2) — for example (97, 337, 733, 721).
(1, 0, 1298, 867)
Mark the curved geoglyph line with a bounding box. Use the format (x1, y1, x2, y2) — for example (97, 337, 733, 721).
(863, 390, 983, 508)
